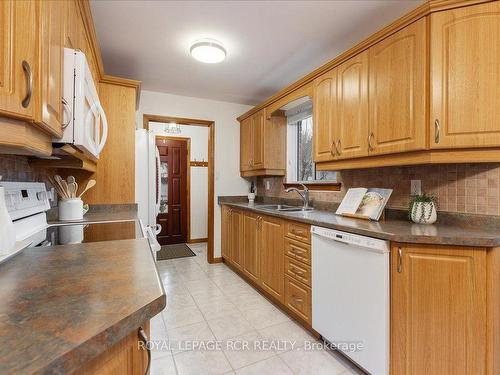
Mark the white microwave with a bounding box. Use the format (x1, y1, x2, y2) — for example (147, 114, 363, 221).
(54, 48, 108, 159)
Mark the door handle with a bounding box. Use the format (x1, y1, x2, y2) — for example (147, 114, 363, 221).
(330, 140, 336, 156)
(368, 132, 375, 151)
(336, 139, 341, 156)
(61, 98, 72, 129)
(22, 61, 32, 108)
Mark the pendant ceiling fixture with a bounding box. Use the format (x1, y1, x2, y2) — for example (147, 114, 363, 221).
(164, 122, 181, 134)
(190, 39, 226, 64)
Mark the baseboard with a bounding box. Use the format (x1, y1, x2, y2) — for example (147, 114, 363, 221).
(187, 237, 208, 244)
(210, 257, 223, 264)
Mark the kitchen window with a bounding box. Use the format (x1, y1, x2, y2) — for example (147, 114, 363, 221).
(286, 99, 336, 184)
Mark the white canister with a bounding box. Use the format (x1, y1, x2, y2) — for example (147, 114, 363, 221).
(59, 198, 84, 221)
(410, 201, 437, 224)
(0, 186, 16, 252)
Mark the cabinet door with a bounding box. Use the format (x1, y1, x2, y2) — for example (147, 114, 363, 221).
(231, 210, 243, 269)
(260, 215, 284, 303)
(391, 244, 486, 375)
(313, 69, 337, 162)
(64, 0, 83, 49)
(251, 110, 265, 169)
(36, 0, 64, 137)
(0, 0, 36, 120)
(369, 18, 427, 155)
(336, 50, 369, 159)
(240, 117, 253, 172)
(431, 2, 500, 149)
(242, 213, 260, 283)
(221, 206, 231, 261)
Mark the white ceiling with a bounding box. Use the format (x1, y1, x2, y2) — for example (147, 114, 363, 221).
(91, 0, 423, 105)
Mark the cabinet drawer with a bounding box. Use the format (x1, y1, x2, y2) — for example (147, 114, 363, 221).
(284, 276, 311, 324)
(285, 221, 311, 244)
(285, 256, 311, 287)
(284, 237, 311, 265)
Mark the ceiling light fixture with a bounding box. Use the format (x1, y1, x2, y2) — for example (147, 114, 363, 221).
(164, 122, 181, 134)
(190, 39, 226, 64)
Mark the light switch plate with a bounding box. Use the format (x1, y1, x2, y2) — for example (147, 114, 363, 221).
(411, 180, 421, 195)
(265, 180, 271, 190)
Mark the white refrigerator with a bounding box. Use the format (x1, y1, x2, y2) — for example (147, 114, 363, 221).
(135, 128, 161, 228)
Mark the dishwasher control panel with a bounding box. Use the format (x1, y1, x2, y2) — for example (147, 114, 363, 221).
(311, 226, 390, 253)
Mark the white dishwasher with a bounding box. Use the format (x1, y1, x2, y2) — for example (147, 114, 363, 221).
(311, 226, 390, 375)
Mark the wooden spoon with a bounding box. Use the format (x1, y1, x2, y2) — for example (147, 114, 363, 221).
(54, 175, 69, 198)
(68, 182, 78, 198)
(78, 179, 96, 198)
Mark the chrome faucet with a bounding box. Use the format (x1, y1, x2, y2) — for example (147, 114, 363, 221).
(285, 184, 310, 209)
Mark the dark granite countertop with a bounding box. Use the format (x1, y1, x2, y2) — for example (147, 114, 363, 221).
(0, 238, 166, 374)
(219, 197, 500, 248)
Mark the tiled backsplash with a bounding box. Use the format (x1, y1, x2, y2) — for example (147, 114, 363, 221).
(257, 163, 500, 216)
(0, 155, 53, 183)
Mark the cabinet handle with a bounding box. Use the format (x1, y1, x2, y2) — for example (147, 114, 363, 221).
(292, 295, 303, 303)
(368, 132, 375, 151)
(21, 61, 32, 108)
(397, 247, 403, 273)
(330, 140, 336, 156)
(434, 119, 440, 144)
(291, 267, 305, 276)
(290, 248, 304, 255)
(138, 327, 151, 375)
(336, 139, 341, 156)
(61, 98, 72, 129)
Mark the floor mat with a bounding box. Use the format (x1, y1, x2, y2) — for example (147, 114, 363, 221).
(156, 243, 196, 261)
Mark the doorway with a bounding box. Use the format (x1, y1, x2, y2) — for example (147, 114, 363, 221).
(144, 114, 217, 264)
(156, 137, 189, 245)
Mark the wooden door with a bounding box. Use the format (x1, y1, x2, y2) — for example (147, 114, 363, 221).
(231, 209, 243, 269)
(156, 138, 188, 245)
(260, 215, 285, 302)
(240, 116, 253, 172)
(431, 1, 500, 149)
(391, 244, 487, 375)
(313, 69, 337, 162)
(336, 50, 369, 159)
(36, 0, 64, 137)
(221, 206, 231, 261)
(0, 0, 36, 121)
(251, 110, 265, 169)
(369, 18, 427, 155)
(243, 213, 260, 283)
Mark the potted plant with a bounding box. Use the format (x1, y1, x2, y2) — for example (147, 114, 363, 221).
(408, 193, 437, 224)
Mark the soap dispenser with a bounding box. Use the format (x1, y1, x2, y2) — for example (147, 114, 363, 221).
(0, 177, 16, 253)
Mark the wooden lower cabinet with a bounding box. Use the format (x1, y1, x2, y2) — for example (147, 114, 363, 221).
(75, 323, 150, 375)
(230, 209, 243, 269)
(391, 244, 487, 375)
(260, 215, 285, 303)
(221, 206, 231, 260)
(284, 275, 312, 325)
(242, 212, 260, 283)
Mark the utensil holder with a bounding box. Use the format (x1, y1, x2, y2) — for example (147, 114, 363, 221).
(59, 198, 84, 221)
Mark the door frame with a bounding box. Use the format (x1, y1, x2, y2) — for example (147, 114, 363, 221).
(144, 114, 218, 264)
(155, 135, 191, 244)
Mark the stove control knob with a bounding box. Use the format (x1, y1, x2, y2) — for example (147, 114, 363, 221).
(37, 191, 47, 201)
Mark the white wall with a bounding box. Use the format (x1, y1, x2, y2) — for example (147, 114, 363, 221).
(149, 123, 209, 240)
(138, 90, 252, 256)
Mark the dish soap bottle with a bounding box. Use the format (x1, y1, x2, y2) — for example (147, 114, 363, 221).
(0, 177, 16, 252)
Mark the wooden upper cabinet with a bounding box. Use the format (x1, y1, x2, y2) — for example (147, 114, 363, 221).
(0, 1, 37, 121)
(369, 18, 427, 155)
(65, 0, 83, 49)
(260, 216, 285, 303)
(312, 69, 336, 162)
(431, 1, 500, 149)
(391, 244, 487, 375)
(240, 116, 253, 171)
(36, 0, 64, 138)
(336, 50, 369, 159)
(252, 110, 265, 169)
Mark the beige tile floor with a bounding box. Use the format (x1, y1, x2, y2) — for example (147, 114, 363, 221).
(150, 243, 365, 375)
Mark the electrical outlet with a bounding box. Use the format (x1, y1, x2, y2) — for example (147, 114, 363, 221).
(410, 180, 421, 195)
(265, 180, 271, 190)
